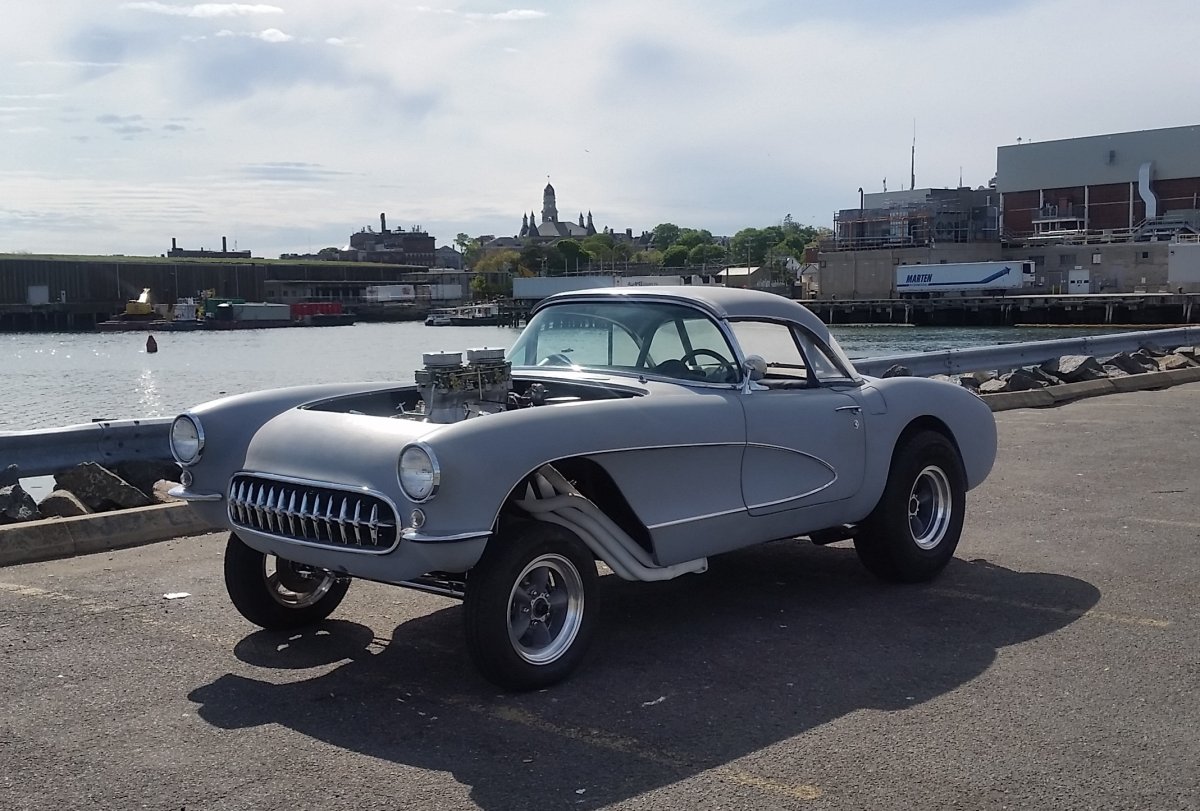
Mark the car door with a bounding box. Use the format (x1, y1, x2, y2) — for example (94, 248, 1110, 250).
(732, 320, 866, 516)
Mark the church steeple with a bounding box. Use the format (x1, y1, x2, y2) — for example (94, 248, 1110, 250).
(520, 212, 529, 237)
(586, 210, 596, 236)
(541, 182, 558, 223)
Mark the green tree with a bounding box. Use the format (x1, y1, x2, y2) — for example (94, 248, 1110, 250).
(632, 248, 664, 266)
(581, 233, 616, 262)
(687, 243, 726, 266)
(316, 246, 341, 260)
(472, 248, 519, 275)
(554, 239, 588, 273)
(519, 243, 550, 275)
(675, 228, 714, 251)
(651, 223, 681, 251)
(729, 228, 771, 265)
(661, 245, 690, 267)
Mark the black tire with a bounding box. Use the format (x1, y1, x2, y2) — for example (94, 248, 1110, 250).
(463, 522, 599, 691)
(853, 430, 966, 583)
(223, 532, 350, 629)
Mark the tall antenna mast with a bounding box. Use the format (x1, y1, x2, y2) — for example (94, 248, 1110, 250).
(910, 119, 916, 192)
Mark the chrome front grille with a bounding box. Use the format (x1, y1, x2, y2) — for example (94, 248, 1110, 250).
(228, 474, 399, 553)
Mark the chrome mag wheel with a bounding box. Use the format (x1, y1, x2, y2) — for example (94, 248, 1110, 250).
(909, 465, 953, 550)
(265, 556, 338, 609)
(507, 553, 585, 665)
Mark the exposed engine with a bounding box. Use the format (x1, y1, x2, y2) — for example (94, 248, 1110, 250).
(412, 347, 512, 423)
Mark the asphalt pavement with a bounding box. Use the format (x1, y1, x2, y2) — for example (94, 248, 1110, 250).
(1, 384, 1197, 810)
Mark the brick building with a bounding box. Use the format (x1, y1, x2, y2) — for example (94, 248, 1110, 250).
(997, 125, 1200, 241)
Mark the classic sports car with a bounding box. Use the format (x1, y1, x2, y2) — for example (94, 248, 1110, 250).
(170, 286, 997, 690)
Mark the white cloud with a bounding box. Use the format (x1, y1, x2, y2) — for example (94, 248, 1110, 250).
(254, 28, 293, 42)
(213, 27, 292, 42)
(479, 9, 547, 21)
(415, 6, 547, 21)
(120, 2, 284, 17)
(5, 0, 1200, 259)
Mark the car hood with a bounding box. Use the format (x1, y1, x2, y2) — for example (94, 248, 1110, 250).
(243, 407, 439, 493)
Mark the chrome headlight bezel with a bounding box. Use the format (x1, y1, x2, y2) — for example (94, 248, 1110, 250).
(398, 443, 440, 502)
(169, 414, 205, 466)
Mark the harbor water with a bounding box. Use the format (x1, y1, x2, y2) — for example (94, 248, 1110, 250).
(0, 321, 1133, 433)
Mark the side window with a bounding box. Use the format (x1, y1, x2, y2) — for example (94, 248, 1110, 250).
(524, 320, 640, 368)
(729, 320, 808, 380)
(796, 331, 857, 384)
(646, 316, 737, 381)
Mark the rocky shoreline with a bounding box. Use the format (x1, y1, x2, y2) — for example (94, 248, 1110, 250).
(0, 460, 181, 527)
(883, 344, 1200, 394)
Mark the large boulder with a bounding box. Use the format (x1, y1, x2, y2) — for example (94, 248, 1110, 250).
(0, 483, 41, 524)
(1155, 353, 1198, 371)
(54, 462, 153, 512)
(151, 480, 183, 504)
(881, 364, 912, 378)
(1130, 349, 1161, 369)
(0, 464, 19, 489)
(978, 368, 1046, 394)
(112, 459, 182, 499)
(1101, 352, 1153, 375)
(38, 490, 92, 519)
(959, 370, 997, 386)
(1023, 365, 1065, 387)
(1040, 354, 1108, 383)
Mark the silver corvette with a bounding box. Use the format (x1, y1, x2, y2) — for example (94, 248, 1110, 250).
(171, 286, 997, 690)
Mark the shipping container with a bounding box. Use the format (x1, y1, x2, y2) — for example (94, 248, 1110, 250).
(895, 261, 1036, 297)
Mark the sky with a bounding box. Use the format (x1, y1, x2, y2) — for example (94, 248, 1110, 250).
(3, 0, 1199, 259)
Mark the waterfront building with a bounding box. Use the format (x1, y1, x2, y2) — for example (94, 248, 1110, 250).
(167, 236, 251, 259)
(346, 213, 436, 266)
(817, 124, 1200, 299)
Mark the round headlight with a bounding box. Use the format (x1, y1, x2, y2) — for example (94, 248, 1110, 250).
(399, 444, 439, 502)
(170, 414, 204, 465)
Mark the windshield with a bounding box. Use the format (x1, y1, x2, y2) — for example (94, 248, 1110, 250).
(507, 300, 740, 383)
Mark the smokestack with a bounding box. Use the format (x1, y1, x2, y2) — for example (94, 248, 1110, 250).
(380, 212, 387, 232)
(222, 236, 227, 253)
(171, 237, 177, 251)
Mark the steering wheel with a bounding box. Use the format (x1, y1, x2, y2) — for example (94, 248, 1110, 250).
(538, 353, 575, 367)
(680, 348, 739, 381)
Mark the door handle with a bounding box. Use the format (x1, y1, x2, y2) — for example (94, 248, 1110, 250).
(835, 405, 862, 413)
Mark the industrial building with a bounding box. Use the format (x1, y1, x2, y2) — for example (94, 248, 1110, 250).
(818, 124, 1200, 299)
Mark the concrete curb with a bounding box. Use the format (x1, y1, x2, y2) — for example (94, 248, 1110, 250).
(0, 502, 220, 568)
(983, 367, 1200, 411)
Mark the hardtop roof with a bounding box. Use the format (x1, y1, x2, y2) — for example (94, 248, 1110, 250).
(535, 285, 832, 341)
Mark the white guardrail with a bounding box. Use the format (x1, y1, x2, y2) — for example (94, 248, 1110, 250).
(2, 326, 1198, 479)
(851, 326, 1200, 378)
(0, 418, 173, 478)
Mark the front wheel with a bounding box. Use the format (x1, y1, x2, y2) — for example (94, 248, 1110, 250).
(223, 532, 350, 629)
(463, 523, 598, 690)
(854, 431, 966, 583)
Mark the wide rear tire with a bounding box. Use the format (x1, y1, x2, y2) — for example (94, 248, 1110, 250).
(854, 430, 966, 583)
(464, 522, 598, 691)
(223, 532, 350, 629)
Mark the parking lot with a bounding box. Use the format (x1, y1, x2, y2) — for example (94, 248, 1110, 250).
(1, 383, 1198, 810)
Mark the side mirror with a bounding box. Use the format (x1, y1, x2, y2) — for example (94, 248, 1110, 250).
(743, 355, 766, 381)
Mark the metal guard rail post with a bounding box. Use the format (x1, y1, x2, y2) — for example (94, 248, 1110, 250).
(0, 418, 173, 479)
(852, 326, 1200, 378)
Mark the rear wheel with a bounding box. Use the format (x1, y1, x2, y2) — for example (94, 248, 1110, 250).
(223, 532, 350, 629)
(854, 431, 966, 583)
(464, 522, 598, 690)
